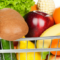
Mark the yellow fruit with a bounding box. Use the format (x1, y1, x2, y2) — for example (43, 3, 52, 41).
(17, 36, 35, 49)
(37, 23, 60, 49)
(16, 52, 42, 60)
(16, 36, 43, 60)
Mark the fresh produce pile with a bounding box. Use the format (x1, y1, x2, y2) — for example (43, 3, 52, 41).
(0, 0, 60, 60)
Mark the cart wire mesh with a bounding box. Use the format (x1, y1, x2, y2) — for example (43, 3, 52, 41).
(0, 36, 60, 60)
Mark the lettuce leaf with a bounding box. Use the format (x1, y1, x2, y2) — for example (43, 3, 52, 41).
(0, 0, 35, 18)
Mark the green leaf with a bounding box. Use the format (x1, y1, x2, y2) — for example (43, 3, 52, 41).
(0, 0, 35, 18)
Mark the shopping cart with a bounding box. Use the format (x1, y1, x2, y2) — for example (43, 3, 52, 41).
(0, 36, 60, 60)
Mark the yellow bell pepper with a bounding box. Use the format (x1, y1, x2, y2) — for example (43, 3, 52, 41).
(16, 36, 44, 60)
(16, 52, 42, 60)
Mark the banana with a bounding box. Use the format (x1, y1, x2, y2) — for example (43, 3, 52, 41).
(37, 23, 60, 48)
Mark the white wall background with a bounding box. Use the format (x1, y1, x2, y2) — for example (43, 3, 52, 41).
(34, 0, 60, 8)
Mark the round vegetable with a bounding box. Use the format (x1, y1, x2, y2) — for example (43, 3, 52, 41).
(0, 8, 29, 41)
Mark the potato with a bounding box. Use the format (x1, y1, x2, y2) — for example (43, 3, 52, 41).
(0, 8, 29, 41)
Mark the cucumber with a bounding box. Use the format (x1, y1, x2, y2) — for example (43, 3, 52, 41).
(1, 53, 3, 60)
(1, 39, 17, 60)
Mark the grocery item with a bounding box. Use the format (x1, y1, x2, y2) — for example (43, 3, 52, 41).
(13, 41, 18, 49)
(14, 46, 17, 49)
(47, 55, 60, 60)
(0, 8, 29, 41)
(53, 7, 60, 24)
(20, 40, 35, 49)
(16, 36, 43, 60)
(17, 52, 42, 60)
(51, 39, 60, 55)
(37, 0, 55, 16)
(13, 42, 18, 46)
(0, 8, 29, 60)
(31, 4, 37, 11)
(17, 36, 35, 49)
(0, 0, 35, 18)
(1, 39, 17, 60)
(37, 23, 60, 59)
(37, 23, 60, 49)
(25, 11, 54, 37)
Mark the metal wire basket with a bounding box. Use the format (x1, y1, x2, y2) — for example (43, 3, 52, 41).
(0, 36, 60, 60)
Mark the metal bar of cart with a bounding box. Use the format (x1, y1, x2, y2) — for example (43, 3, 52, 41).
(0, 48, 60, 53)
(0, 36, 60, 41)
(14, 36, 60, 41)
(0, 36, 60, 60)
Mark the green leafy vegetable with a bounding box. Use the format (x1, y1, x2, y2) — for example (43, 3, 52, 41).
(0, 0, 35, 17)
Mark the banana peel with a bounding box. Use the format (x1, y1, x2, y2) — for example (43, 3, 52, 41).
(37, 23, 60, 59)
(16, 36, 44, 60)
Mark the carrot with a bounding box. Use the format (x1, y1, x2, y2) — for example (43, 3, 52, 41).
(30, 4, 38, 11)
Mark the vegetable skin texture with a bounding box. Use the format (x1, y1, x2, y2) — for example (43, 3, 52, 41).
(0, 8, 29, 41)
